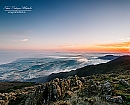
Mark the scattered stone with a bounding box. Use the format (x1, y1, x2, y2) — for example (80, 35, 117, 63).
(65, 91, 74, 98)
(105, 95, 123, 103)
(0, 74, 129, 105)
(101, 81, 111, 95)
(119, 79, 130, 87)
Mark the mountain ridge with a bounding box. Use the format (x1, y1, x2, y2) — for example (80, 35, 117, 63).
(47, 55, 130, 81)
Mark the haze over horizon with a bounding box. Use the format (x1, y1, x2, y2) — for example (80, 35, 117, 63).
(0, 0, 130, 52)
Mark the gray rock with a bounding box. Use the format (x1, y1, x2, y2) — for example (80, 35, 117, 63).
(102, 81, 111, 95)
(106, 95, 123, 103)
(119, 79, 130, 87)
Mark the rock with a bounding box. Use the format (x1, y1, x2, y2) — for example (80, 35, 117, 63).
(101, 81, 111, 95)
(87, 79, 100, 95)
(89, 79, 96, 85)
(52, 83, 61, 99)
(0, 93, 8, 100)
(76, 80, 83, 88)
(0, 74, 129, 105)
(113, 96, 123, 103)
(53, 100, 72, 105)
(85, 98, 95, 105)
(0, 100, 5, 105)
(65, 91, 74, 98)
(105, 95, 123, 103)
(119, 79, 130, 87)
(80, 77, 86, 83)
(53, 78, 60, 83)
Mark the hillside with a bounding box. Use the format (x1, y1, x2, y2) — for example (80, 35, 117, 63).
(47, 55, 130, 81)
(0, 73, 130, 105)
(0, 55, 130, 105)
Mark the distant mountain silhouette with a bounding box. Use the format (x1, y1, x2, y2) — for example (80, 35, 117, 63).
(98, 55, 119, 60)
(47, 55, 130, 81)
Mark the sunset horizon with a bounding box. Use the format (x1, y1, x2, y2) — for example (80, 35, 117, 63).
(0, 41, 129, 53)
(0, 0, 130, 53)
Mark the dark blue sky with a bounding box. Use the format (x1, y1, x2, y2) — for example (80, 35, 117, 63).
(0, 0, 130, 52)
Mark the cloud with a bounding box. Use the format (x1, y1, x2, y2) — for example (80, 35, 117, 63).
(13, 38, 28, 42)
(96, 41, 130, 48)
(22, 39, 28, 42)
(119, 38, 130, 41)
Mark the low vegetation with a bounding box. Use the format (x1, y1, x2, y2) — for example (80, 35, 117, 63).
(0, 82, 34, 93)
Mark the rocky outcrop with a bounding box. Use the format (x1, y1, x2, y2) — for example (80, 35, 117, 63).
(0, 75, 83, 105)
(43, 75, 83, 102)
(0, 74, 129, 105)
(0, 85, 46, 105)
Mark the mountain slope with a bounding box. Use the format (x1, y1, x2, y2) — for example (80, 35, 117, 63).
(47, 55, 130, 81)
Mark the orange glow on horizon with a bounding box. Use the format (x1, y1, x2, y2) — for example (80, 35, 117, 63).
(62, 47, 129, 52)
(0, 41, 130, 53)
(60, 41, 130, 53)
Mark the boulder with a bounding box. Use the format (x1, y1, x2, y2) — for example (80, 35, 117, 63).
(65, 91, 74, 98)
(105, 95, 123, 103)
(101, 81, 111, 95)
(119, 79, 130, 87)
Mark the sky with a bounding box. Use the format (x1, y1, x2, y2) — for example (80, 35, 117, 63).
(0, 0, 130, 52)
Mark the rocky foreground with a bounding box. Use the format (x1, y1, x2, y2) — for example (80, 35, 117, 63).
(0, 55, 130, 105)
(0, 73, 130, 105)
